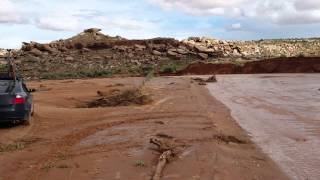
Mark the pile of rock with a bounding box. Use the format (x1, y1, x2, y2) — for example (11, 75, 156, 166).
(21, 28, 124, 57)
(22, 41, 60, 57)
(182, 37, 240, 58)
(233, 39, 320, 58)
(182, 37, 320, 59)
(14, 29, 320, 61)
(20, 29, 230, 63)
(12, 28, 320, 79)
(0, 49, 7, 58)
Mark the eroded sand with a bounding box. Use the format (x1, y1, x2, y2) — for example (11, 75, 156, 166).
(0, 77, 288, 180)
(207, 74, 320, 180)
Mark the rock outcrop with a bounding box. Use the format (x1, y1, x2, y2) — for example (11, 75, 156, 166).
(182, 37, 320, 58)
(0, 49, 7, 58)
(2, 28, 319, 79)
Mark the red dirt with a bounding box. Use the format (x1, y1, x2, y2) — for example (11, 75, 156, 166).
(177, 57, 320, 75)
(0, 77, 289, 180)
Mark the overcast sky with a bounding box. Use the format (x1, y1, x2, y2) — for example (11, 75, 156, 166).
(1, 0, 320, 48)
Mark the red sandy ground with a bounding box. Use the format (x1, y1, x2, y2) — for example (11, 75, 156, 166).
(178, 57, 320, 75)
(0, 77, 289, 180)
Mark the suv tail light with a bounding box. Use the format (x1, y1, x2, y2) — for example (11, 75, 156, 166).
(13, 94, 25, 104)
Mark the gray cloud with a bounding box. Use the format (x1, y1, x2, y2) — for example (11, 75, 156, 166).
(150, 0, 320, 25)
(149, 0, 247, 16)
(35, 16, 81, 31)
(0, 0, 29, 24)
(0, 0, 103, 31)
(98, 17, 158, 31)
(0, 13, 28, 24)
(73, 9, 105, 18)
(294, 0, 320, 10)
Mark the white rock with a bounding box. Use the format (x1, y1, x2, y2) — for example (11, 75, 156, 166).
(0, 49, 7, 57)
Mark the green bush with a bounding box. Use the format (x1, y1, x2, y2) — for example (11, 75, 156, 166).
(140, 65, 154, 76)
(159, 62, 187, 74)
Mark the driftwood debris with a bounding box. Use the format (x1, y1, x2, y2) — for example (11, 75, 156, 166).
(206, 75, 217, 83)
(150, 137, 173, 152)
(152, 150, 173, 180)
(192, 75, 217, 85)
(150, 137, 175, 180)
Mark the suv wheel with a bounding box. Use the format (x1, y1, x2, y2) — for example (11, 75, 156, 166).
(22, 112, 32, 126)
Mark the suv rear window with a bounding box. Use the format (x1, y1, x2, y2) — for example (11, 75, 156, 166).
(0, 80, 22, 93)
(0, 80, 10, 93)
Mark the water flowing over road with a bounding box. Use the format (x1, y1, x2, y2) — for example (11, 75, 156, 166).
(207, 74, 320, 180)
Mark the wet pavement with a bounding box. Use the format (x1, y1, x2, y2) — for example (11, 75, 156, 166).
(207, 74, 320, 180)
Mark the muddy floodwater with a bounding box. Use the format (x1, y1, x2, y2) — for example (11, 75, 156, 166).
(207, 74, 320, 180)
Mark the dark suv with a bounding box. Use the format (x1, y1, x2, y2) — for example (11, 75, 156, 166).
(0, 51, 33, 125)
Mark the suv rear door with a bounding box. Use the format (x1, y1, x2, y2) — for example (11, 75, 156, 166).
(0, 80, 15, 111)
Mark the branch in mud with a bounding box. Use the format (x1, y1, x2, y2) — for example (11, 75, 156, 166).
(150, 137, 176, 180)
(150, 137, 174, 152)
(152, 150, 173, 180)
(192, 75, 217, 85)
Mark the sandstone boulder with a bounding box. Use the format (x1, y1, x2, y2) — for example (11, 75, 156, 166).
(150, 44, 167, 52)
(22, 42, 33, 51)
(0, 49, 7, 57)
(93, 56, 103, 60)
(194, 45, 215, 53)
(178, 45, 187, 49)
(134, 44, 146, 51)
(42, 44, 59, 53)
(167, 50, 177, 56)
(176, 48, 188, 55)
(84, 28, 102, 34)
(167, 50, 181, 59)
(113, 46, 128, 52)
(58, 46, 69, 52)
(198, 53, 208, 60)
(127, 53, 134, 58)
(232, 49, 242, 57)
(152, 50, 162, 56)
(29, 48, 42, 57)
(65, 56, 74, 61)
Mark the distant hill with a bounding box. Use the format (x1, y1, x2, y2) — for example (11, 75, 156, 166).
(3, 28, 319, 79)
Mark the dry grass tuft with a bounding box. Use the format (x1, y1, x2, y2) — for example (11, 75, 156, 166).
(86, 88, 152, 107)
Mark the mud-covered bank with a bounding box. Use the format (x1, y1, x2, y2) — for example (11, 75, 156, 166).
(176, 57, 320, 75)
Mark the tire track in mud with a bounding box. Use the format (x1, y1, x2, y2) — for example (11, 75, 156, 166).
(0, 113, 43, 144)
(32, 82, 220, 180)
(26, 111, 209, 179)
(27, 84, 221, 179)
(36, 109, 201, 130)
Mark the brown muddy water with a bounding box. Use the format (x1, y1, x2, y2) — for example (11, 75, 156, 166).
(207, 74, 320, 180)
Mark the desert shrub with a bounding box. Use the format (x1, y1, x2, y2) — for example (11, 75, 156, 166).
(86, 88, 152, 107)
(159, 62, 187, 74)
(140, 65, 154, 76)
(0, 142, 25, 153)
(232, 60, 246, 67)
